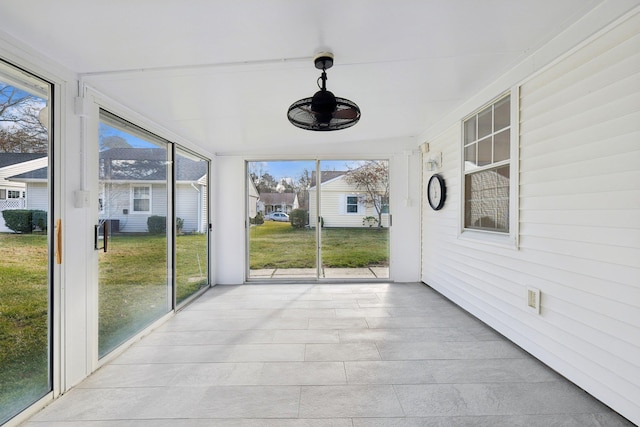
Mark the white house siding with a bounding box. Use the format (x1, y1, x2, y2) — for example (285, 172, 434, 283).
(421, 12, 640, 425)
(309, 175, 390, 228)
(25, 182, 48, 211)
(176, 183, 200, 233)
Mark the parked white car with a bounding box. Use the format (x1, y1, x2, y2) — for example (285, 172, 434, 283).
(268, 212, 289, 222)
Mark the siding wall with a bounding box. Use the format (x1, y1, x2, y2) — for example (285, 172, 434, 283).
(421, 12, 640, 424)
(309, 176, 391, 228)
(176, 183, 200, 233)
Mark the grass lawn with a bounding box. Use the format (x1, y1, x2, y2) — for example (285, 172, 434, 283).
(99, 233, 208, 356)
(0, 233, 49, 424)
(249, 221, 389, 269)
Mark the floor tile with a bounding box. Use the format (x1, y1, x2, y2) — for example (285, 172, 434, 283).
(305, 342, 381, 361)
(24, 283, 632, 427)
(299, 385, 405, 417)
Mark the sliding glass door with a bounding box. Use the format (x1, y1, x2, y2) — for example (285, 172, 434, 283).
(98, 111, 171, 358)
(247, 159, 389, 281)
(247, 160, 317, 280)
(317, 160, 390, 280)
(175, 148, 209, 305)
(0, 62, 52, 424)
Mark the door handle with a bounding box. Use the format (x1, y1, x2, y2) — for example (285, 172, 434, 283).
(95, 221, 108, 252)
(55, 219, 62, 264)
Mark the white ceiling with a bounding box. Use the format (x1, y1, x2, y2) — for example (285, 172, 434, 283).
(0, 0, 603, 156)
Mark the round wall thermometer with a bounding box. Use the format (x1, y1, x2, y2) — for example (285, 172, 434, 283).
(427, 174, 446, 210)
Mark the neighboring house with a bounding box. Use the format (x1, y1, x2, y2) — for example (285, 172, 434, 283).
(248, 178, 259, 218)
(259, 192, 299, 215)
(0, 153, 48, 232)
(9, 148, 208, 233)
(308, 171, 389, 228)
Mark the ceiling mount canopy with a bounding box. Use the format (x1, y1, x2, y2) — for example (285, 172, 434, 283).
(287, 52, 361, 131)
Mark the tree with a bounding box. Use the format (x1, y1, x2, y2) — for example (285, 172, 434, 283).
(0, 84, 48, 153)
(344, 160, 389, 228)
(294, 168, 312, 210)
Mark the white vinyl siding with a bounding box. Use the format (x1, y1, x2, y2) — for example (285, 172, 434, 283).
(422, 12, 640, 424)
(309, 175, 390, 228)
(176, 182, 201, 233)
(24, 182, 48, 210)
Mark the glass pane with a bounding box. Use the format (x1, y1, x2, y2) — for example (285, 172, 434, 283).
(464, 143, 477, 170)
(176, 149, 209, 304)
(494, 96, 510, 131)
(248, 160, 317, 280)
(320, 160, 389, 279)
(0, 67, 51, 424)
(98, 112, 170, 358)
(464, 116, 477, 143)
(477, 137, 492, 166)
(494, 129, 510, 162)
(464, 166, 510, 232)
(477, 106, 493, 139)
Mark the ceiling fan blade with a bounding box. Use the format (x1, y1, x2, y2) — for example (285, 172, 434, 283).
(333, 107, 359, 120)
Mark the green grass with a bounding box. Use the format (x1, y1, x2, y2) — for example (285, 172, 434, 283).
(0, 233, 49, 424)
(98, 233, 208, 356)
(249, 221, 389, 269)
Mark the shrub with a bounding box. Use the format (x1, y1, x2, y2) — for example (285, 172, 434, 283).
(250, 211, 264, 225)
(362, 216, 379, 228)
(2, 209, 39, 233)
(289, 209, 307, 229)
(147, 215, 166, 234)
(176, 217, 184, 233)
(32, 210, 48, 231)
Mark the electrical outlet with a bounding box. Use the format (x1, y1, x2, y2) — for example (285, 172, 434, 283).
(527, 287, 541, 314)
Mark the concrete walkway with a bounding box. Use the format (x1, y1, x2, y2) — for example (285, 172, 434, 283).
(250, 267, 390, 279)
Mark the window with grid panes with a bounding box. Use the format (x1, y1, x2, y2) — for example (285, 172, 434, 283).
(463, 94, 511, 233)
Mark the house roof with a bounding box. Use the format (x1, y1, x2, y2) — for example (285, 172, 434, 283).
(8, 167, 47, 181)
(8, 149, 207, 182)
(0, 153, 47, 169)
(259, 192, 297, 206)
(309, 171, 346, 188)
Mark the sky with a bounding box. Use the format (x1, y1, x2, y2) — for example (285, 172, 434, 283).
(249, 160, 364, 182)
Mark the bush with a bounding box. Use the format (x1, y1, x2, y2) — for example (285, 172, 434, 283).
(362, 216, 379, 228)
(289, 209, 307, 229)
(250, 212, 264, 225)
(147, 215, 166, 234)
(176, 217, 184, 233)
(32, 210, 48, 231)
(1, 209, 47, 233)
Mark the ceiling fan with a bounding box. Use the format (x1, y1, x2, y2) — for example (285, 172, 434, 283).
(287, 52, 361, 131)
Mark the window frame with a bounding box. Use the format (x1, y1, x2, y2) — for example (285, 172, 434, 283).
(345, 194, 360, 214)
(130, 184, 152, 214)
(459, 87, 520, 248)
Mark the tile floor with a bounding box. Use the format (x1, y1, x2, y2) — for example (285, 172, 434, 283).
(23, 283, 633, 426)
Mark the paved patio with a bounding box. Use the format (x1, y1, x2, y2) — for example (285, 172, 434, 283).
(250, 267, 389, 279)
(23, 283, 632, 426)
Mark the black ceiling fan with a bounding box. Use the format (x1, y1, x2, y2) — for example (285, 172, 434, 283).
(287, 52, 361, 131)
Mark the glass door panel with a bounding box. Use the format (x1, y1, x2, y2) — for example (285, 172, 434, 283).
(0, 64, 52, 424)
(98, 111, 170, 358)
(318, 160, 390, 279)
(175, 148, 209, 305)
(247, 160, 317, 280)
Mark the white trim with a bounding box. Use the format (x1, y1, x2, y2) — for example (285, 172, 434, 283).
(130, 184, 152, 214)
(458, 86, 519, 249)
